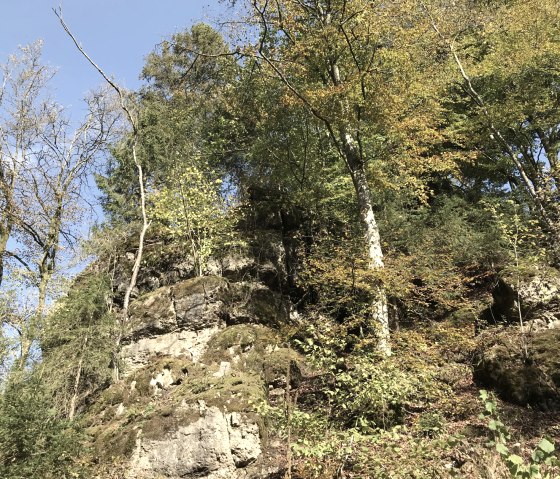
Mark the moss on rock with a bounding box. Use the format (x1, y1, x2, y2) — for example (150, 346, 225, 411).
(474, 326, 560, 409)
(205, 324, 279, 359)
(222, 282, 290, 326)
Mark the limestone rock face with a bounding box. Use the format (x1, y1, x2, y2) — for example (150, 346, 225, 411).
(122, 328, 220, 372)
(127, 286, 177, 338)
(94, 261, 293, 478)
(128, 406, 261, 479)
(114, 230, 289, 301)
(172, 276, 228, 330)
(474, 269, 560, 409)
(121, 276, 228, 374)
(121, 275, 291, 375)
(205, 234, 288, 291)
(126, 276, 228, 341)
(479, 270, 560, 328)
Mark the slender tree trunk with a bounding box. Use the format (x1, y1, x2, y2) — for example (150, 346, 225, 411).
(180, 182, 203, 277)
(285, 352, 293, 479)
(250, 1, 391, 355)
(342, 133, 391, 356)
(55, 10, 151, 381)
(123, 140, 149, 312)
(0, 182, 15, 287)
(117, 143, 149, 382)
(19, 200, 62, 370)
(36, 269, 51, 321)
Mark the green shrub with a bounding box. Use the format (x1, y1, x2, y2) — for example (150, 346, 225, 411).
(0, 374, 88, 479)
(480, 390, 559, 479)
(295, 321, 444, 431)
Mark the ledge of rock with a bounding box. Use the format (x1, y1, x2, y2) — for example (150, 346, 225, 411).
(121, 276, 291, 375)
(122, 328, 220, 372)
(126, 276, 228, 341)
(115, 230, 289, 299)
(88, 323, 294, 478)
(223, 282, 290, 326)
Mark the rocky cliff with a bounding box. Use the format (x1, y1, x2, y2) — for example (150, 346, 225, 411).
(79, 231, 560, 478)
(85, 232, 302, 478)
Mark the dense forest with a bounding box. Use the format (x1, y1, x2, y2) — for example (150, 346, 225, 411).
(1, 1, 559, 478)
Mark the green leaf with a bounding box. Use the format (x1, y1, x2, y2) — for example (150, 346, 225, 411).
(538, 438, 555, 454)
(529, 464, 541, 476)
(507, 454, 524, 465)
(496, 442, 509, 456)
(532, 449, 543, 462)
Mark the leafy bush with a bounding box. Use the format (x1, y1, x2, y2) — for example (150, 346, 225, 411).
(295, 320, 446, 431)
(151, 162, 238, 275)
(480, 390, 559, 478)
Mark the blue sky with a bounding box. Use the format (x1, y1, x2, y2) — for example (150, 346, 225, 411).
(1, 0, 235, 287)
(0, 0, 226, 107)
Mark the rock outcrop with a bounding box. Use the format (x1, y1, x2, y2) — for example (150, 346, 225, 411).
(113, 229, 290, 303)
(121, 275, 289, 374)
(479, 269, 560, 329)
(88, 247, 297, 478)
(474, 326, 560, 409)
(474, 269, 560, 409)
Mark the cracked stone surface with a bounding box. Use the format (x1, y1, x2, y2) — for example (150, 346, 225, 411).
(125, 276, 227, 342)
(114, 274, 287, 478)
(127, 406, 261, 479)
(121, 277, 228, 375)
(122, 327, 220, 374)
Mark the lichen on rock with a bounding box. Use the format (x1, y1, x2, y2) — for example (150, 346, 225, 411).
(87, 264, 293, 478)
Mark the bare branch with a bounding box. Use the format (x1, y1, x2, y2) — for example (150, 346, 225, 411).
(4, 250, 33, 273)
(53, 7, 137, 133)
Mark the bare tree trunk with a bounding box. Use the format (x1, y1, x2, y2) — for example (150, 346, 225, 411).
(36, 273, 50, 322)
(18, 253, 53, 370)
(36, 268, 51, 319)
(55, 8, 149, 312)
(123, 141, 149, 312)
(0, 225, 10, 286)
(342, 133, 391, 356)
(180, 182, 203, 277)
(284, 354, 292, 479)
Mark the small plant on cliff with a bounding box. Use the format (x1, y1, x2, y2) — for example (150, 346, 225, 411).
(151, 162, 238, 276)
(480, 390, 558, 478)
